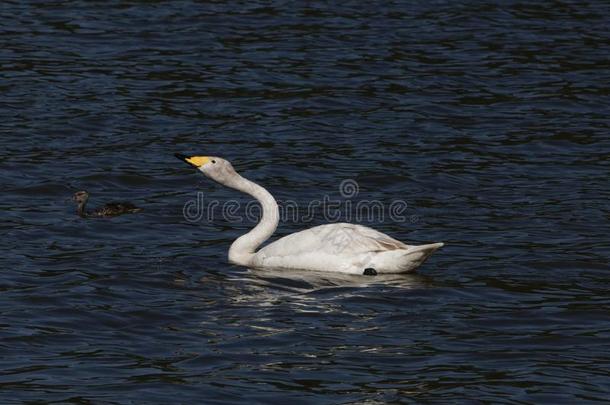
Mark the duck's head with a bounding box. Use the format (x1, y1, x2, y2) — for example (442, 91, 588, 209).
(174, 154, 238, 184)
(72, 190, 89, 204)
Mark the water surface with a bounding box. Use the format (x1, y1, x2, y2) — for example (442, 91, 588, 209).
(1, 0, 609, 403)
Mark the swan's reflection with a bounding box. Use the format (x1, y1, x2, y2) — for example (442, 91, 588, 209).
(193, 267, 437, 349)
(222, 267, 434, 307)
(245, 267, 431, 289)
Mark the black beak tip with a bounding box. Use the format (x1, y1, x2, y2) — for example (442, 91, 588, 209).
(174, 153, 188, 162)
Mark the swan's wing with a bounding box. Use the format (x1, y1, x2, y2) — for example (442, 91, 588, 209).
(258, 223, 409, 258)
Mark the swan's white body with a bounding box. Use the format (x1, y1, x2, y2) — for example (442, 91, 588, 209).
(252, 223, 443, 274)
(176, 154, 443, 275)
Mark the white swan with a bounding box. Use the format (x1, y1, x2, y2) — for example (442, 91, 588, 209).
(175, 154, 443, 275)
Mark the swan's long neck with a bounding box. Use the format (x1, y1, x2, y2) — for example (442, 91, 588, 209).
(224, 173, 278, 266)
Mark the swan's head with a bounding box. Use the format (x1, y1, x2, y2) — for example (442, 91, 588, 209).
(174, 154, 237, 184)
(72, 190, 89, 204)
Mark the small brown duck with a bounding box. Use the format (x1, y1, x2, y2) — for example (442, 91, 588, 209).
(72, 190, 142, 218)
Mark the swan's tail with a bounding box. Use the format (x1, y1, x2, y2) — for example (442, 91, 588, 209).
(397, 242, 444, 273)
(369, 242, 444, 273)
(407, 242, 444, 255)
(380, 243, 436, 273)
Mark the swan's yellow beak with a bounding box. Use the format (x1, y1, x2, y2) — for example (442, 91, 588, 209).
(175, 154, 210, 168)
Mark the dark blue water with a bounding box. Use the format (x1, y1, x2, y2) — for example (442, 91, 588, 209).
(2, 1, 609, 403)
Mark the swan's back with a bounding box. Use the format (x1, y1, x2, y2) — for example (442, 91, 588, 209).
(258, 223, 408, 258)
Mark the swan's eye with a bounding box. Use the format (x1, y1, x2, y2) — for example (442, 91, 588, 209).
(212, 160, 216, 164)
